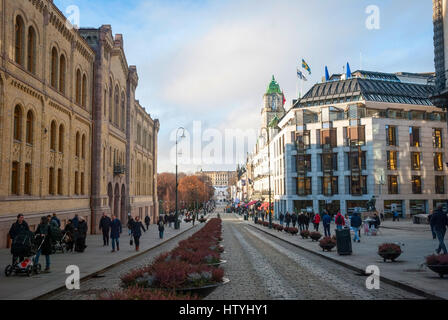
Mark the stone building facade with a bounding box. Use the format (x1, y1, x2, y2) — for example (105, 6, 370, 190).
(0, 0, 159, 248)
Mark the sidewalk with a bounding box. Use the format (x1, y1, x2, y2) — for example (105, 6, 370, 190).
(0, 221, 196, 300)
(246, 217, 448, 300)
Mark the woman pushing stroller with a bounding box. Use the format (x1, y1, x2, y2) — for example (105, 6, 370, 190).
(34, 216, 53, 273)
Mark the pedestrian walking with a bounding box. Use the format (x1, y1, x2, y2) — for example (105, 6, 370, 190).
(430, 204, 448, 254)
(393, 210, 400, 222)
(291, 212, 298, 228)
(322, 212, 332, 237)
(304, 213, 310, 230)
(110, 215, 122, 252)
(34, 216, 53, 272)
(350, 212, 362, 243)
(72, 214, 79, 230)
(158, 219, 165, 239)
(279, 212, 284, 226)
(50, 213, 61, 228)
(297, 213, 304, 232)
(192, 213, 196, 226)
(75, 217, 88, 252)
(99, 212, 111, 246)
(8, 214, 30, 265)
(64, 220, 75, 252)
(130, 216, 146, 252)
(127, 213, 133, 236)
(335, 212, 345, 230)
(144, 215, 151, 230)
(285, 212, 291, 228)
(313, 213, 321, 231)
(429, 211, 437, 240)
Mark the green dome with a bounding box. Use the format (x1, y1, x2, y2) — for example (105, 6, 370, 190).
(266, 75, 282, 95)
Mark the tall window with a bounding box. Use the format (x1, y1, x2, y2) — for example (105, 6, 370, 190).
(114, 86, 119, 126)
(57, 168, 63, 195)
(50, 47, 58, 89)
(104, 90, 107, 117)
(433, 128, 443, 148)
(24, 163, 31, 195)
(387, 151, 397, 170)
(297, 177, 312, 196)
(11, 162, 19, 195)
(436, 176, 445, 194)
(75, 69, 81, 105)
(15, 16, 25, 65)
(27, 27, 36, 73)
(411, 152, 421, 171)
(434, 153, 444, 171)
(81, 134, 86, 158)
(411, 176, 422, 194)
(409, 127, 420, 147)
(386, 125, 397, 146)
(49, 167, 55, 195)
(59, 55, 66, 94)
(388, 175, 398, 194)
(81, 74, 87, 108)
(50, 121, 57, 151)
(26, 111, 33, 145)
(121, 93, 125, 130)
(109, 80, 113, 122)
(75, 132, 80, 157)
(13, 105, 22, 141)
(74, 171, 79, 195)
(58, 125, 64, 153)
(81, 172, 85, 195)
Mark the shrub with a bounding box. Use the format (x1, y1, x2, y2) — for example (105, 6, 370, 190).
(300, 230, 310, 238)
(285, 227, 298, 235)
(378, 243, 402, 254)
(426, 254, 448, 266)
(319, 236, 336, 247)
(99, 287, 199, 300)
(310, 232, 322, 241)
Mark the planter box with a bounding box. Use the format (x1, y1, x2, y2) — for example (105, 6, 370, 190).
(427, 265, 448, 278)
(378, 251, 401, 262)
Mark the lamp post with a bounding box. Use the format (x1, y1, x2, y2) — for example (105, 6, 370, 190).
(175, 127, 186, 230)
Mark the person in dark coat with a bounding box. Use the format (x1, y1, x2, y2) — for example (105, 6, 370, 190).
(279, 213, 285, 226)
(75, 217, 88, 252)
(158, 219, 165, 239)
(297, 214, 304, 232)
(64, 219, 75, 252)
(50, 213, 61, 228)
(304, 213, 311, 230)
(430, 204, 448, 254)
(131, 216, 146, 251)
(34, 216, 53, 272)
(322, 212, 332, 237)
(350, 212, 362, 243)
(72, 214, 79, 229)
(285, 212, 291, 228)
(110, 215, 122, 252)
(144, 215, 150, 230)
(291, 213, 298, 228)
(99, 213, 111, 246)
(9, 214, 30, 265)
(127, 214, 133, 236)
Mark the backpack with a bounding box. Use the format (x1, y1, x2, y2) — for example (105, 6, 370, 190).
(336, 215, 343, 225)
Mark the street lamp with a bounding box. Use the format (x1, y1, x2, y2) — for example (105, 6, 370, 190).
(175, 127, 186, 230)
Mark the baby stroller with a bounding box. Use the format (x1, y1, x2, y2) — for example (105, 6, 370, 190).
(52, 231, 69, 254)
(5, 232, 45, 277)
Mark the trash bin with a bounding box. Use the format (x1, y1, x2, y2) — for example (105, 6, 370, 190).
(336, 228, 352, 255)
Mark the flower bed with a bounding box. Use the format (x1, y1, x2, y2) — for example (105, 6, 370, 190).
(310, 232, 322, 242)
(273, 224, 284, 232)
(300, 230, 310, 239)
(378, 243, 402, 262)
(100, 287, 199, 300)
(262, 221, 269, 227)
(319, 236, 336, 251)
(426, 254, 448, 278)
(119, 218, 225, 297)
(284, 227, 298, 235)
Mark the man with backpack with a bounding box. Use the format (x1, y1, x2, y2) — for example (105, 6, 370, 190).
(9, 214, 30, 265)
(335, 212, 345, 230)
(322, 211, 332, 237)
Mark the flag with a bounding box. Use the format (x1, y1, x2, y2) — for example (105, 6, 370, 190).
(325, 66, 330, 81)
(302, 59, 311, 75)
(297, 69, 308, 81)
(346, 62, 352, 78)
(282, 91, 286, 106)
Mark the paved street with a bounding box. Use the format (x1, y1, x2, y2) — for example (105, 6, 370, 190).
(206, 214, 422, 300)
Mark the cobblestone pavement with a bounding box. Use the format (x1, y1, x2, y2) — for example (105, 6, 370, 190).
(46, 223, 204, 300)
(206, 215, 424, 300)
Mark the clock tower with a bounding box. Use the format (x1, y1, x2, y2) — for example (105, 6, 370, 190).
(261, 75, 286, 128)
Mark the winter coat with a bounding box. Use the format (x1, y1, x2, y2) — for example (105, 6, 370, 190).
(9, 221, 30, 240)
(35, 223, 52, 256)
(72, 216, 79, 229)
(313, 214, 321, 224)
(99, 216, 111, 232)
(131, 221, 146, 238)
(335, 213, 345, 226)
(285, 214, 291, 223)
(78, 221, 88, 237)
(158, 221, 165, 232)
(50, 217, 61, 228)
(145, 216, 150, 225)
(430, 209, 448, 232)
(322, 214, 332, 226)
(279, 213, 284, 221)
(350, 214, 362, 228)
(110, 219, 122, 238)
(291, 214, 298, 223)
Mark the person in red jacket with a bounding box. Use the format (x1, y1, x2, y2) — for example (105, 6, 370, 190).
(313, 213, 321, 231)
(335, 212, 345, 230)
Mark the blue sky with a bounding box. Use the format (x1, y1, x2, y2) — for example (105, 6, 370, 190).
(55, 0, 435, 173)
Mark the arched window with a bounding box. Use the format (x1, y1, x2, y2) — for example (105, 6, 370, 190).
(75, 132, 80, 157)
(27, 27, 36, 73)
(50, 47, 58, 89)
(13, 105, 22, 141)
(50, 121, 56, 151)
(109, 79, 113, 122)
(58, 124, 64, 153)
(26, 110, 33, 145)
(74, 171, 79, 195)
(24, 163, 32, 195)
(114, 86, 119, 126)
(81, 74, 87, 108)
(59, 55, 66, 94)
(15, 16, 25, 65)
(81, 134, 86, 158)
(49, 167, 55, 195)
(57, 168, 63, 195)
(81, 172, 85, 195)
(75, 69, 81, 105)
(11, 161, 20, 195)
(121, 93, 125, 130)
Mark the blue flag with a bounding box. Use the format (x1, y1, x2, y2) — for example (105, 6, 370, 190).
(346, 62, 352, 78)
(325, 66, 330, 81)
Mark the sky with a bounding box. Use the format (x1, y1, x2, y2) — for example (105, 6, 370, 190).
(55, 0, 435, 173)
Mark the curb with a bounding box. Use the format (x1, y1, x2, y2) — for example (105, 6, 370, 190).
(33, 223, 199, 300)
(247, 222, 444, 300)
